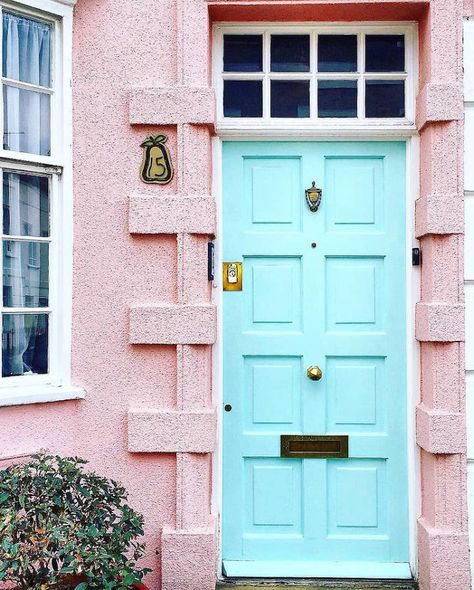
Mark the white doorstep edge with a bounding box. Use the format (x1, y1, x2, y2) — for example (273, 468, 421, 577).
(222, 561, 413, 580)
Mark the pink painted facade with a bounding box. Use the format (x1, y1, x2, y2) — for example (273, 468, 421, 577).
(0, 1, 472, 589)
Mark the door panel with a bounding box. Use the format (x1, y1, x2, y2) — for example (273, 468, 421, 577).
(222, 141, 409, 578)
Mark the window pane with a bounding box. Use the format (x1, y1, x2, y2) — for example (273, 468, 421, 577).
(365, 35, 405, 72)
(3, 240, 49, 307)
(318, 80, 357, 118)
(3, 173, 49, 237)
(3, 12, 52, 87)
(224, 80, 263, 117)
(224, 35, 263, 72)
(3, 85, 51, 155)
(2, 313, 48, 376)
(318, 35, 357, 72)
(271, 81, 310, 117)
(366, 80, 405, 118)
(271, 35, 310, 72)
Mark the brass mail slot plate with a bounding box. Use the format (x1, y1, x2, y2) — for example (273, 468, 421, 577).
(281, 435, 349, 459)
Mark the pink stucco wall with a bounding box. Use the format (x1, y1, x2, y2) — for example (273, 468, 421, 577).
(0, 1, 471, 589)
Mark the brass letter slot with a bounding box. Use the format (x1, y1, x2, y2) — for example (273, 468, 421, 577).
(280, 435, 349, 459)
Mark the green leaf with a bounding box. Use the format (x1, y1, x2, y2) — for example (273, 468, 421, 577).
(122, 572, 135, 585)
(2, 537, 10, 551)
(0, 492, 9, 505)
(74, 583, 88, 590)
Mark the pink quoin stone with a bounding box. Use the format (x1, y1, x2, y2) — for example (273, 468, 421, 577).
(0, 0, 469, 589)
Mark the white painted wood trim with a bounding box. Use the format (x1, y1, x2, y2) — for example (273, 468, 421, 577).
(211, 133, 420, 580)
(0, 384, 85, 407)
(464, 19, 474, 590)
(217, 125, 418, 138)
(3, 0, 75, 18)
(0, 0, 75, 403)
(212, 21, 421, 581)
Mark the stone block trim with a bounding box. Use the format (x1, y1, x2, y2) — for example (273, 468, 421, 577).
(416, 404, 465, 454)
(417, 518, 471, 590)
(128, 409, 217, 453)
(415, 194, 464, 238)
(416, 83, 464, 130)
(129, 304, 217, 344)
(129, 86, 215, 126)
(415, 303, 464, 342)
(161, 527, 216, 590)
(129, 194, 216, 235)
(464, 0, 474, 18)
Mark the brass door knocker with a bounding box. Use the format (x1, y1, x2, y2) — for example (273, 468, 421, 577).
(305, 181, 322, 212)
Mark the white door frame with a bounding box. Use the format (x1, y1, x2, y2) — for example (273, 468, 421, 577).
(211, 132, 421, 580)
(210, 19, 420, 581)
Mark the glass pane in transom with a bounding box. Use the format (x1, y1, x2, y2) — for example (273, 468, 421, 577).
(318, 35, 357, 72)
(271, 35, 310, 72)
(3, 173, 49, 237)
(224, 80, 263, 117)
(224, 35, 263, 72)
(2, 12, 52, 87)
(271, 80, 310, 117)
(365, 35, 405, 72)
(318, 80, 357, 118)
(365, 80, 405, 117)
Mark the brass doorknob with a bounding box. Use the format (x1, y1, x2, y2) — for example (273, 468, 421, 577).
(307, 366, 323, 381)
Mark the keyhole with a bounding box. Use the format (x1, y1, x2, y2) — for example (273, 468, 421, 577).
(224, 404, 232, 412)
(311, 242, 317, 248)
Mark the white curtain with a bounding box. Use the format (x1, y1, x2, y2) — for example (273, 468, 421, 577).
(2, 12, 51, 155)
(2, 174, 46, 377)
(1, 13, 50, 376)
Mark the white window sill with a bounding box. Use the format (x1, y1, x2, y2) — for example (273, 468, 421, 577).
(0, 384, 85, 408)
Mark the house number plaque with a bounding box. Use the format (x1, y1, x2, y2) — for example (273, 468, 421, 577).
(139, 134, 174, 184)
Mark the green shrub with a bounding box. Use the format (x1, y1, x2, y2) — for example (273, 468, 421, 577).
(0, 453, 150, 589)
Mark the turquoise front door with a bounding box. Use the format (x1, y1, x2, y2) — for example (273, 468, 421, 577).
(222, 141, 410, 579)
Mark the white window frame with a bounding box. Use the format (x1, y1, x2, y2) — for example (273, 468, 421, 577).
(213, 22, 418, 134)
(0, 0, 83, 407)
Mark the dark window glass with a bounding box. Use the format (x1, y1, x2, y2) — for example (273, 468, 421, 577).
(3, 173, 49, 237)
(365, 80, 405, 118)
(318, 80, 357, 118)
(223, 35, 263, 72)
(2, 313, 48, 376)
(365, 35, 405, 72)
(271, 80, 310, 118)
(318, 35, 357, 72)
(224, 80, 263, 117)
(271, 35, 310, 72)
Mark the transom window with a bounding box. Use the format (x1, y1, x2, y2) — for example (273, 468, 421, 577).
(214, 25, 416, 126)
